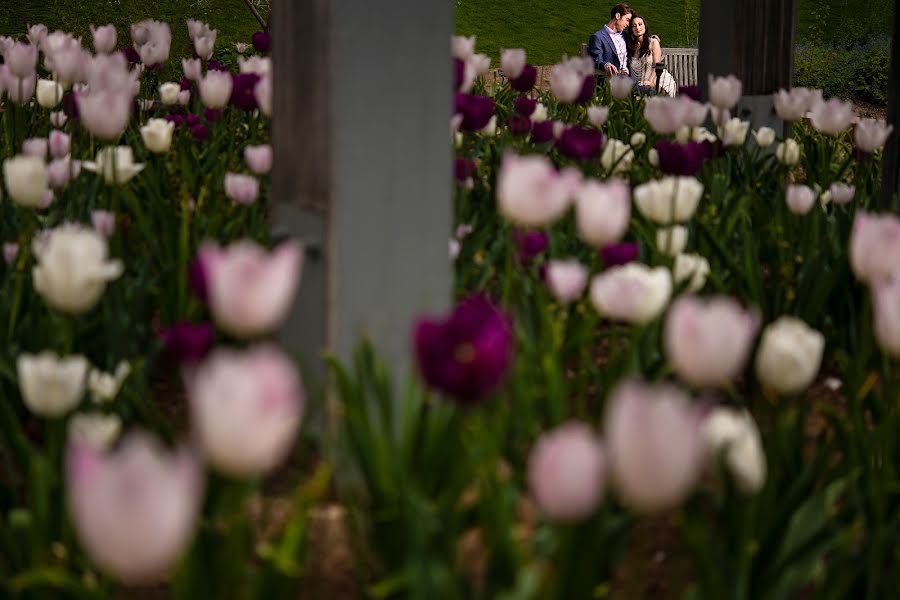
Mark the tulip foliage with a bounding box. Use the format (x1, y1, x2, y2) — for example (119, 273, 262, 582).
(1, 21, 900, 600)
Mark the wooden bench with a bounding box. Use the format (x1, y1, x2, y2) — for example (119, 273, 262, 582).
(579, 43, 698, 88)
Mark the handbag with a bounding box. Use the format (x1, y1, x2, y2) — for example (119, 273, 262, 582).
(657, 68, 678, 96)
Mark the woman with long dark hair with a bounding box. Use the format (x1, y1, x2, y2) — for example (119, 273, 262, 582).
(626, 14, 675, 94)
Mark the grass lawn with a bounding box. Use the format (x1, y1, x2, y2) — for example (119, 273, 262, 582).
(454, 0, 894, 65)
(0, 0, 268, 67)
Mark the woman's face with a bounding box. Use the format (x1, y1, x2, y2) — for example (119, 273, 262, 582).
(631, 18, 645, 37)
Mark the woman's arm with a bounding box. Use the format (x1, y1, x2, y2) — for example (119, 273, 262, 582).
(651, 36, 662, 65)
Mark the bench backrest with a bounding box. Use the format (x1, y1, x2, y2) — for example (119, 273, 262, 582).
(579, 43, 699, 88)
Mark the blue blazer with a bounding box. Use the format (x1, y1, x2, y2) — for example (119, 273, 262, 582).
(588, 27, 622, 73)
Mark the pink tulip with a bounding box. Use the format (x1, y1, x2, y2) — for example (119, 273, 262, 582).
(545, 259, 589, 303)
(497, 153, 581, 228)
(132, 20, 171, 67)
(177, 90, 191, 106)
(91, 24, 117, 54)
(86, 53, 139, 94)
(500, 48, 526, 79)
(574, 178, 631, 247)
(854, 118, 893, 153)
(224, 172, 260, 205)
(2, 68, 37, 105)
(238, 56, 271, 77)
(244, 144, 273, 174)
(50, 111, 68, 127)
(27, 24, 47, 47)
(643, 97, 693, 135)
(198, 70, 232, 108)
(849, 211, 900, 284)
(873, 275, 900, 357)
(22, 137, 48, 159)
(809, 97, 855, 135)
(829, 182, 855, 205)
(182, 57, 202, 81)
(587, 105, 609, 128)
(773, 87, 817, 122)
(605, 379, 703, 513)
(52, 45, 89, 85)
(255, 74, 272, 116)
(193, 27, 217, 61)
(48, 130, 71, 158)
(38, 190, 54, 210)
(3, 242, 18, 266)
(78, 90, 133, 140)
(67, 431, 203, 584)
(528, 421, 606, 521)
(48, 157, 79, 189)
(664, 295, 759, 388)
(785, 184, 816, 215)
(707, 74, 742, 110)
(185, 345, 304, 477)
(235, 42, 248, 53)
(203, 240, 304, 338)
(6, 41, 37, 78)
(91, 210, 116, 239)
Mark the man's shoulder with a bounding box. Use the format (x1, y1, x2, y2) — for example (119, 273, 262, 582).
(591, 27, 611, 40)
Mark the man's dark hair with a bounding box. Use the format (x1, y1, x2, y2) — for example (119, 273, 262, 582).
(609, 3, 633, 20)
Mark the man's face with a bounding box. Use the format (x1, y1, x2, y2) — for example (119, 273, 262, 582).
(613, 12, 632, 33)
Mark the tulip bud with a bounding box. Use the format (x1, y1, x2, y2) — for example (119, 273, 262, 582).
(829, 182, 855, 205)
(544, 259, 589, 303)
(630, 131, 646, 147)
(244, 144, 273, 174)
(48, 130, 71, 158)
(90, 210, 116, 240)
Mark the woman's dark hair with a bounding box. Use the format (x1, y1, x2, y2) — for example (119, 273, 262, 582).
(626, 13, 652, 58)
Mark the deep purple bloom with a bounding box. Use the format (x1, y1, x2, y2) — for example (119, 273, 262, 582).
(252, 31, 272, 54)
(655, 140, 709, 176)
(510, 64, 537, 92)
(62, 90, 79, 119)
(454, 158, 476, 182)
(207, 60, 229, 72)
(453, 57, 465, 92)
(414, 295, 513, 403)
(575, 75, 595, 104)
(680, 85, 702, 102)
(515, 230, 549, 261)
(180, 76, 192, 91)
(191, 124, 210, 141)
(556, 126, 605, 160)
(230, 72, 261, 111)
(165, 114, 184, 126)
(122, 47, 141, 64)
(185, 114, 201, 127)
(161, 321, 215, 363)
(514, 96, 537, 117)
(531, 121, 554, 144)
(601, 242, 640, 266)
(204, 108, 223, 122)
(454, 93, 495, 131)
(507, 114, 532, 136)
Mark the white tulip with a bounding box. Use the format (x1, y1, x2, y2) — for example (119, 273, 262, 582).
(140, 119, 175, 153)
(600, 138, 634, 174)
(775, 139, 800, 165)
(755, 316, 825, 395)
(719, 118, 750, 146)
(198, 71, 233, 109)
(32, 224, 123, 314)
(703, 407, 766, 493)
(36, 78, 64, 108)
(69, 412, 122, 449)
(673, 253, 710, 292)
(158, 82, 180, 105)
(88, 361, 131, 403)
(708, 74, 742, 109)
(3, 155, 49, 208)
(83, 146, 145, 184)
(575, 178, 631, 248)
(752, 127, 776, 148)
(656, 225, 688, 256)
(17, 351, 88, 417)
(630, 131, 646, 148)
(590, 264, 672, 325)
(633, 176, 704, 224)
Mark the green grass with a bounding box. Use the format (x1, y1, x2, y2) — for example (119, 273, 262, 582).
(0, 0, 269, 68)
(454, 0, 894, 65)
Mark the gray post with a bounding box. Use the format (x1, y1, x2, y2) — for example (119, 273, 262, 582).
(698, 0, 796, 135)
(880, 2, 899, 211)
(271, 0, 452, 397)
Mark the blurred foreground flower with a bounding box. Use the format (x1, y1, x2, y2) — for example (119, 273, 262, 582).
(33, 224, 123, 314)
(634, 176, 703, 224)
(161, 321, 215, 363)
(575, 178, 630, 247)
(605, 380, 703, 513)
(3, 155, 49, 207)
(414, 295, 513, 403)
(224, 172, 260, 205)
(185, 345, 304, 477)
(497, 153, 581, 228)
(67, 431, 203, 584)
(545, 259, 588, 303)
(590, 263, 671, 325)
(703, 407, 766, 493)
(528, 422, 606, 521)
(17, 351, 88, 417)
(83, 146, 145, 184)
(849, 211, 900, 284)
(88, 361, 131, 403)
(69, 412, 122, 449)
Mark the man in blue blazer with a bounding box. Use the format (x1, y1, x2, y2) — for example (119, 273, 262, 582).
(588, 4, 634, 81)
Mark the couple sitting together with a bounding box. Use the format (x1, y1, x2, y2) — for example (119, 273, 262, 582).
(588, 2, 677, 96)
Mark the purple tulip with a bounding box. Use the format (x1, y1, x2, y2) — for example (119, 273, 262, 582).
(230, 72, 261, 111)
(575, 75, 595, 104)
(160, 321, 215, 363)
(122, 47, 141, 64)
(185, 114, 201, 127)
(531, 121, 554, 144)
(454, 157, 476, 182)
(508, 114, 532, 136)
(655, 140, 710, 176)
(515, 230, 549, 261)
(62, 90, 79, 119)
(252, 31, 272, 54)
(179, 76, 192, 91)
(204, 108, 223, 122)
(454, 93, 495, 132)
(514, 96, 537, 117)
(207, 60, 229, 72)
(556, 126, 605, 160)
(414, 295, 513, 403)
(191, 124, 209, 141)
(680, 85, 702, 102)
(601, 242, 640, 266)
(453, 57, 465, 92)
(165, 114, 184, 126)
(510, 64, 537, 92)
